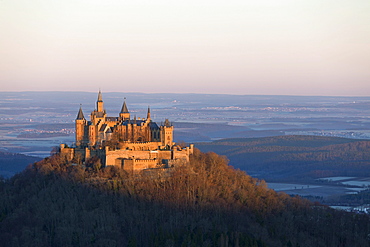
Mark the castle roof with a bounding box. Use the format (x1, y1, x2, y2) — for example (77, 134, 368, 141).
(99, 124, 107, 132)
(121, 119, 145, 126)
(76, 106, 85, 120)
(97, 90, 103, 102)
(149, 122, 159, 130)
(121, 100, 129, 113)
(100, 124, 114, 134)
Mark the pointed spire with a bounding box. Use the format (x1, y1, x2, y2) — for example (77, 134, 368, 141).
(96, 90, 104, 112)
(147, 106, 151, 119)
(97, 89, 103, 102)
(121, 98, 129, 113)
(76, 105, 85, 120)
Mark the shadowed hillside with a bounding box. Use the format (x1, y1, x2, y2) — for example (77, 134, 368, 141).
(196, 135, 370, 181)
(0, 149, 369, 246)
(0, 151, 41, 178)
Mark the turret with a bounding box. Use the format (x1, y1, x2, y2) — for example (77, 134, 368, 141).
(91, 90, 106, 125)
(76, 105, 85, 120)
(160, 119, 174, 147)
(97, 90, 104, 112)
(119, 99, 130, 121)
(75, 105, 87, 146)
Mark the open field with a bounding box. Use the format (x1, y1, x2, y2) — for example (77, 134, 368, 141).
(268, 182, 367, 198)
(268, 176, 370, 209)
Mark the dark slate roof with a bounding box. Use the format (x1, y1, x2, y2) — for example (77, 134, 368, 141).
(121, 119, 145, 126)
(149, 122, 159, 130)
(76, 107, 85, 120)
(121, 101, 129, 113)
(99, 124, 108, 132)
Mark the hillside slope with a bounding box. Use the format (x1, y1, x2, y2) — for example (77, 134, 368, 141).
(196, 135, 370, 180)
(0, 150, 369, 246)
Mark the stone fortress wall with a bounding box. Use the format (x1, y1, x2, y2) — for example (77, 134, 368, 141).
(60, 91, 193, 172)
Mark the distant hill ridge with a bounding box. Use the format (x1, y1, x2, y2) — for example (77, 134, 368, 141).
(213, 135, 366, 146)
(197, 135, 370, 180)
(0, 151, 41, 178)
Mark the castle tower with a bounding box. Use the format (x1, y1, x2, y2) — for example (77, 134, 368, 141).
(147, 106, 151, 120)
(97, 90, 104, 112)
(91, 90, 107, 126)
(161, 119, 173, 147)
(119, 99, 130, 121)
(75, 105, 87, 146)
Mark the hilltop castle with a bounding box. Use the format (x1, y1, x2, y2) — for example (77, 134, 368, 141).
(60, 91, 193, 171)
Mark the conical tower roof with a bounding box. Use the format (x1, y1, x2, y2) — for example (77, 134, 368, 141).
(76, 105, 85, 120)
(121, 100, 129, 113)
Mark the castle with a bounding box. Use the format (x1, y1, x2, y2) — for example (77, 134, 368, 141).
(60, 91, 193, 171)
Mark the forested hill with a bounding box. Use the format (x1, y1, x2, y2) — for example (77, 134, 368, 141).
(1, 150, 370, 246)
(196, 135, 370, 180)
(0, 151, 41, 178)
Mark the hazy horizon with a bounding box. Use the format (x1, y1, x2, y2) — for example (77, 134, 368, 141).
(1, 1, 369, 96)
(2, 90, 370, 98)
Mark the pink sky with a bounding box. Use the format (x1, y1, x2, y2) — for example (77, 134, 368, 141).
(0, 1, 369, 96)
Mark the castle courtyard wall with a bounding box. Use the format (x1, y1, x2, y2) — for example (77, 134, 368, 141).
(105, 148, 174, 166)
(120, 159, 157, 171)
